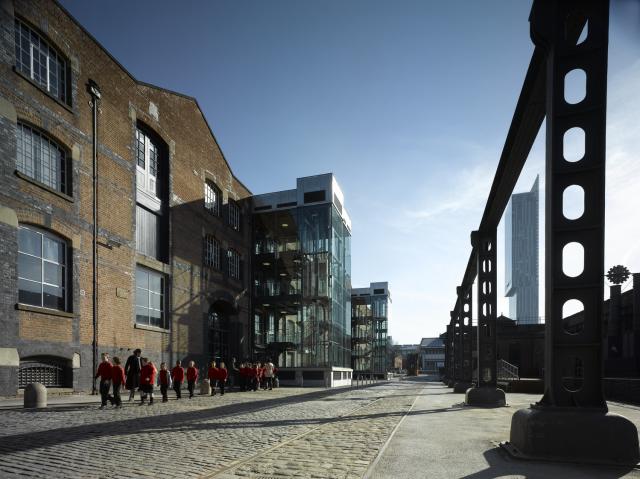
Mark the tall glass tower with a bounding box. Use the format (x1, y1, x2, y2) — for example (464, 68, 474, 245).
(251, 174, 352, 386)
(505, 176, 539, 324)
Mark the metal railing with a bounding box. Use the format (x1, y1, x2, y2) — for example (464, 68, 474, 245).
(497, 359, 519, 382)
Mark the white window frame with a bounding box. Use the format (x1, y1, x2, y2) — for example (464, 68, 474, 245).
(17, 225, 68, 311)
(15, 19, 68, 104)
(135, 266, 167, 329)
(135, 127, 161, 206)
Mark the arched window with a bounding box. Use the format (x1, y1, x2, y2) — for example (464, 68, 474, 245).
(16, 122, 68, 194)
(14, 19, 70, 104)
(18, 225, 69, 311)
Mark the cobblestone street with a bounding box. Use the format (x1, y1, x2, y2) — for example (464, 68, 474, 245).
(0, 380, 418, 479)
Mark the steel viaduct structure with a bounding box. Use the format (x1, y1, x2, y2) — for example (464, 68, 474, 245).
(442, 0, 640, 465)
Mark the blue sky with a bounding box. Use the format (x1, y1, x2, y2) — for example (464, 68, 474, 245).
(60, 0, 640, 344)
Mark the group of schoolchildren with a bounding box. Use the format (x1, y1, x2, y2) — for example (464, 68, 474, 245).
(236, 361, 278, 391)
(94, 348, 278, 409)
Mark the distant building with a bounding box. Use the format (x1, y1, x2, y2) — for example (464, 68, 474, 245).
(351, 282, 391, 378)
(419, 337, 445, 374)
(505, 176, 539, 324)
(251, 174, 352, 387)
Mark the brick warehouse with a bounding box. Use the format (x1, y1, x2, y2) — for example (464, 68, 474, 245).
(0, 0, 252, 395)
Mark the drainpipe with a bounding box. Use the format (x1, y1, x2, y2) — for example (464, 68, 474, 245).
(87, 80, 101, 395)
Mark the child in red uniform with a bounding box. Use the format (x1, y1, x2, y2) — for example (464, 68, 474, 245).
(207, 361, 219, 396)
(239, 362, 248, 391)
(158, 362, 171, 403)
(218, 361, 228, 396)
(171, 360, 184, 399)
(111, 356, 126, 408)
(186, 361, 198, 398)
(139, 358, 157, 405)
(251, 363, 259, 391)
(95, 352, 113, 409)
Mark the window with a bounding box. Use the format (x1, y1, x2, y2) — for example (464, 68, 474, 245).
(227, 249, 240, 279)
(204, 180, 221, 216)
(136, 205, 160, 259)
(135, 127, 160, 199)
(228, 200, 241, 231)
(135, 266, 166, 329)
(14, 19, 69, 104)
(204, 235, 221, 269)
(16, 123, 68, 194)
(18, 225, 68, 311)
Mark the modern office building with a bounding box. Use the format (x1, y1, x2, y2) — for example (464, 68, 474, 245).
(351, 282, 390, 378)
(251, 174, 353, 387)
(0, 0, 252, 395)
(505, 176, 539, 324)
(419, 337, 445, 375)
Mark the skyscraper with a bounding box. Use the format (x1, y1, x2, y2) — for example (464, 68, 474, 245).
(505, 176, 539, 324)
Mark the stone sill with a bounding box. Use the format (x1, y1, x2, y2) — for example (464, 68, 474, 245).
(13, 67, 74, 114)
(134, 323, 170, 334)
(16, 303, 74, 318)
(15, 170, 74, 203)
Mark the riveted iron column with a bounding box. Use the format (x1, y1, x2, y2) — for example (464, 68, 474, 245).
(504, 0, 639, 464)
(454, 285, 473, 393)
(444, 323, 453, 385)
(466, 230, 505, 406)
(452, 309, 462, 386)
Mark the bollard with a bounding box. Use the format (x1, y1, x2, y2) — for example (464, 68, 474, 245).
(24, 383, 47, 408)
(200, 379, 211, 396)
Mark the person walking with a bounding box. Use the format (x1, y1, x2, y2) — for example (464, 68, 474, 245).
(207, 361, 219, 396)
(171, 360, 184, 399)
(95, 352, 113, 409)
(218, 361, 228, 396)
(264, 359, 275, 390)
(111, 356, 126, 408)
(139, 358, 157, 405)
(158, 362, 171, 403)
(186, 361, 198, 398)
(124, 348, 142, 401)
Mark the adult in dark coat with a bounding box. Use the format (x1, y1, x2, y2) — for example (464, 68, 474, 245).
(124, 348, 142, 401)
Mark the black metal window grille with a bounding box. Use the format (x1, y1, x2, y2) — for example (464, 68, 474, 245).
(228, 249, 240, 279)
(19, 358, 66, 388)
(204, 180, 221, 216)
(14, 19, 68, 104)
(18, 225, 68, 311)
(228, 200, 241, 231)
(204, 234, 221, 269)
(17, 123, 67, 193)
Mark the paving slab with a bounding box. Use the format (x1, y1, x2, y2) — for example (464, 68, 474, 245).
(368, 377, 640, 479)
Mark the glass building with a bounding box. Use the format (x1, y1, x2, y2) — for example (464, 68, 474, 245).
(505, 176, 539, 324)
(351, 282, 390, 378)
(252, 174, 352, 386)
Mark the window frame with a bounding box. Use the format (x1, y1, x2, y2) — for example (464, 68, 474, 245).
(14, 18, 70, 106)
(17, 225, 70, 312)
(227, 248, 241, 279)
(228, 199, 241, 231)
(204, 234, 221, 270)
(204, 180, 221, 216)
(135, 126, 161, 201)
(16, 122, 69, 196)
(135, 266, 168, 330)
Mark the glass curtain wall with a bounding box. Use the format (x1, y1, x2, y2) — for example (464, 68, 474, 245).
(252, 204, 351, 368)
(351, 292, 389, 375)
